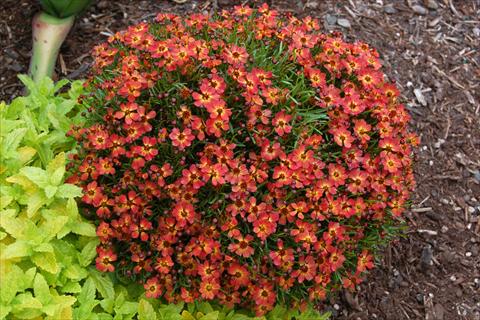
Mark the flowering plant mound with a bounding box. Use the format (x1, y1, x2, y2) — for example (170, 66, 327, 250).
(68, 4, 418, 315)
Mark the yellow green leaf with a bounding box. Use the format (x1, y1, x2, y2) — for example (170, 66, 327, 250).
(44, 185, 58, 199)
(1, 241, 31, 260)
(17, 146, 37, 165)
(33, 273, 52, 305)
(32, 251, 59, 274)
(55, 184, 82, 199)
(181, 310, 196, 320)
(46, 152, 65, 175)
(0, 195, 13, 210)
(19, 166, 49, 188)
(138, 299, 157, 320)
(27, 192, 48, 218)
(0, 264, 22, 304)
(33, 243, 54, 253)
(63, 264, 88, 281)
(78, 238, 99, 267)
(6, 174, 37, 192)
(49, 166, 65, 186)
(199, 311, 219, 320)
(11, 292, 43, 310)
(69, 221, 96, 237)
(0, 211, 24, 239)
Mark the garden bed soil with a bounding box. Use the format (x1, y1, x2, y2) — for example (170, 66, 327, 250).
(1, 0, 479, 319)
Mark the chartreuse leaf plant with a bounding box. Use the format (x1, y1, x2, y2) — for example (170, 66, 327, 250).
(0, 76, 330, 320)
(29, 0, 93, 83)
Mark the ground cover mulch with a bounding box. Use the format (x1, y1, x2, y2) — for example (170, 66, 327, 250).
(1, 0, 479, 319)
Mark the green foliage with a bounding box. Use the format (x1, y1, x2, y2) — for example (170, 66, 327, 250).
(0, 77, 330, 320)
(0, 76, 88, 319)
(39, 0, 93, 19)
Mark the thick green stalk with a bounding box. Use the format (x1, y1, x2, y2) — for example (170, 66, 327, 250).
(29, 12, 74, 83)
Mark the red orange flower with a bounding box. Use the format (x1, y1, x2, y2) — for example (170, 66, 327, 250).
(73, 4, 417, 314)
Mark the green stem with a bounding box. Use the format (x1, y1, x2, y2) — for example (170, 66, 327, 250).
(29, 12, 75, 83)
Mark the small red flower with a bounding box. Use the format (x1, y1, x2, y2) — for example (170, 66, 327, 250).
(96, 247, 117, 272)
(199, 278, 220, 300)
(144, 277, 162, 298)
(169, 128, 195, 150)
(272, 111, 292, 136)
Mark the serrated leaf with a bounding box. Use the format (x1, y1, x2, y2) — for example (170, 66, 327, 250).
(77, 278, 96, 305)
(6, 174, 37, 193)
(100, 298, 114, 314)
(33, 273, 52, 305)
(41, 212, 69, 239)
(69, 221, 96, 237)
(65, 198, 79, 217)
(0, 264, 23, 304)
(11, 292, 43, 311)
(196, 302, 214, 315)
(89, 269, 114, 299)
(49, 294, 76, 320)
(1, 127, 27, 159)
(1, 241, 31, 260)
(0, 213, 24, 239)
(46, 153, 65, 176)
(138, 299, 157, 320)
(181, 311, 196, 320)
(78, 239, 99, 267)
(44, 185, 58, 199)
(158, 304, 183, 320)
(116, 301, 138, 315)
(0, 304, 12, 319)
(61, 281, 82, 294)
(0, 195, 13, 210)
(63, 264, 88, 281)
(27, 192, 48, 217)
(18, 75, 36, 93)
(21, 267, 38, 292)
(17, 146, 37, 165)
(114, 292, 125, 310)
(56, 184, 82, 199)
(33, 243, 54, 253)
(19, 166, 49, 188)
(49, 167, 66, 186)
(96, 313, 114, 320)
(32, 251, 59, 274)
(200, 311, 220, 320)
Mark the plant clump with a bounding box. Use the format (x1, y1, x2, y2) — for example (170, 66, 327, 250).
(69, 4, 418, 315)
